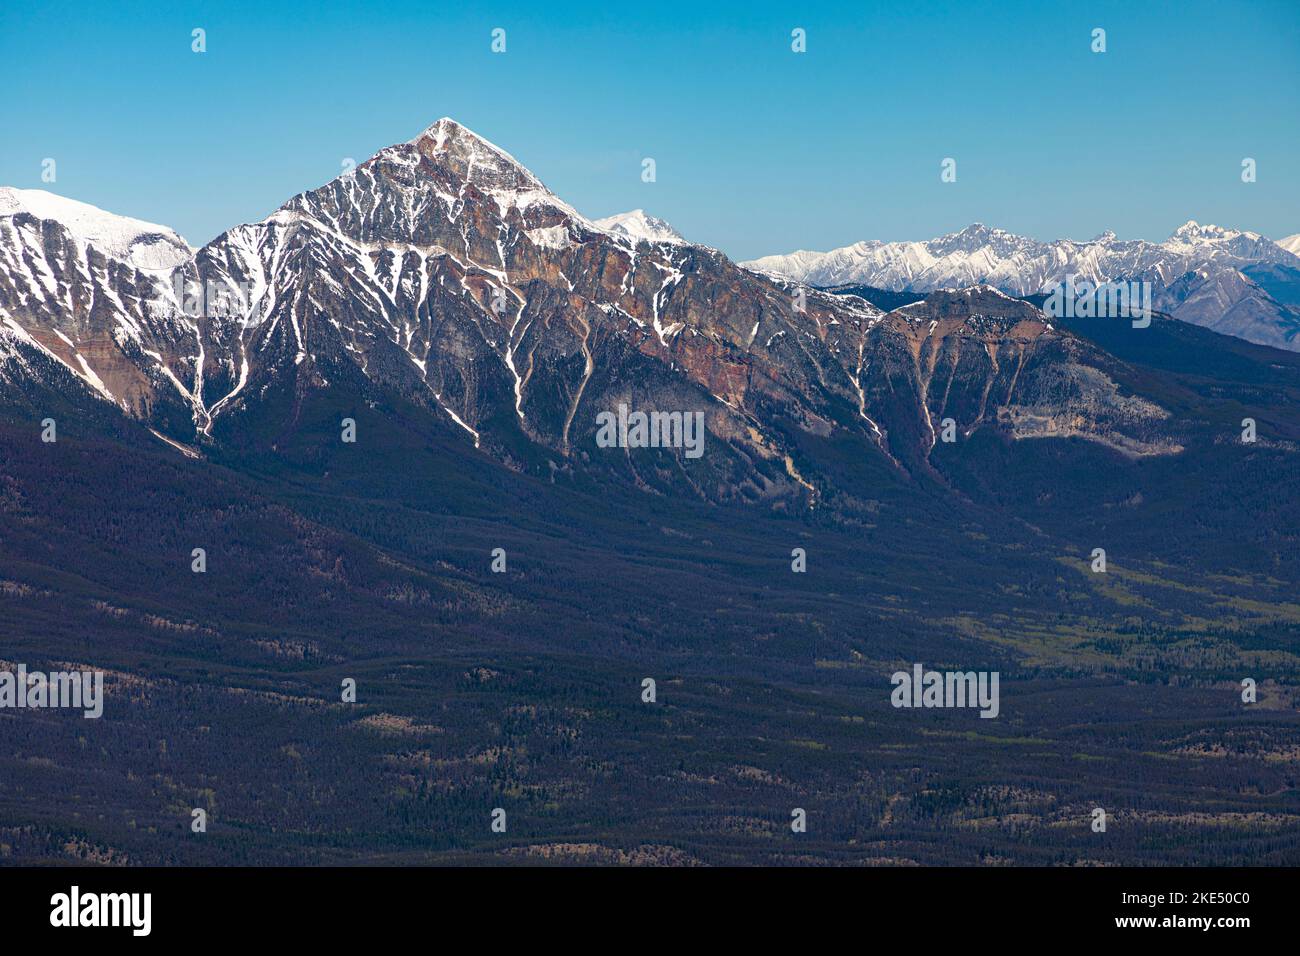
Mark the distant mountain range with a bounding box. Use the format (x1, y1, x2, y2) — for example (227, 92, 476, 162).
(744, 222, 1300, 352)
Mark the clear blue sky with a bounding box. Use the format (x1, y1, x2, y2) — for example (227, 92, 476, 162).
(3, 0, 1298, 259)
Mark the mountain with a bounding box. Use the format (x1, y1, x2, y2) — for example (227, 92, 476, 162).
(592, 209, 686, 246)
(744, 222, 1300, 352)
(1278, 233, 1300, 256)
(0, 186, 203, 426)
(183, 118, 896, 502)
(1, 123, 1295, 504)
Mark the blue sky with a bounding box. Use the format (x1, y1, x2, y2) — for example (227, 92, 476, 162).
(3, 0, 1298, 259)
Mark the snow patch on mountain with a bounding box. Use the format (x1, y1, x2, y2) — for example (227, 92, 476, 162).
(593, 209, 685, 246)
(1166, 220, 1260, 246)
(526, 224, 573, 250)
(0, 187, 192, 269)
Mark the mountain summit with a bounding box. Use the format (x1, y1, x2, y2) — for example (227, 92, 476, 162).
(593, 209, 686, 246)
(0, 187, 192, 269)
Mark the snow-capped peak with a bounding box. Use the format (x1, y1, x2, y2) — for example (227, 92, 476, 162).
(593, 209, 686, 245)
(945, 222, 997, 241)
(1277, 233, 1300, 256)
(1168, 220, 1258, 244)
(0, 187, 192, 269)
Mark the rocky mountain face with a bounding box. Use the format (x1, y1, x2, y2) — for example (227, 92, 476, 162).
(744, 222, 1300, 352)
(852, 287, 1181, 464)
(0, 188, 200, 425)
(0, 119, 1251, 510)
